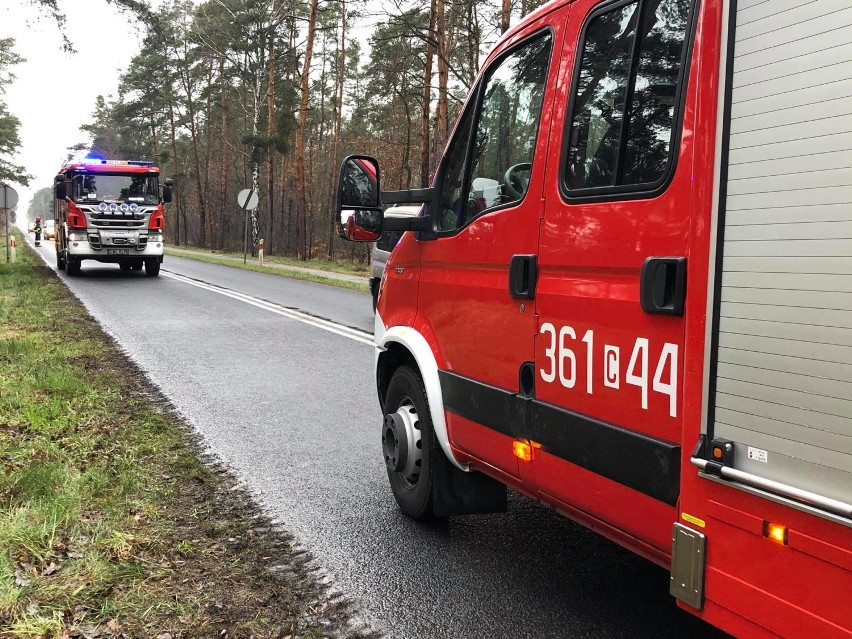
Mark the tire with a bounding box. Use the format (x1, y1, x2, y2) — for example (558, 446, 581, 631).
(144, 257, 160, 277)
(67, 257, 81, 276)
(372, 284, 379, 313)
(383, 366, 439, 521)
(56, 242, 66, 271)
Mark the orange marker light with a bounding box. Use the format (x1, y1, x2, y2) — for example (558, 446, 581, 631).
(764, 522, 788, 545)
(513, 440, 532, 462)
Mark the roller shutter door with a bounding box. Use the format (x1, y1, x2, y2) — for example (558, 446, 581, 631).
(710, 0, 852, 515)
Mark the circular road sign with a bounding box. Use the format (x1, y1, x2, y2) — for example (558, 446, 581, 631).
(0, 184, 19, 210)
(237, 188, 259, 211)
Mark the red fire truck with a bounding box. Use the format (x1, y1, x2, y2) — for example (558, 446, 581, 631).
(53, 159, 172, 277)
(335, 0, 852, 636)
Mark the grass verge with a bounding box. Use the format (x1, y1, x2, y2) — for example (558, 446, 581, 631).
(166, 247, 369, 291)
(0, 236, 369, 638)
(184, 248, 369, 277)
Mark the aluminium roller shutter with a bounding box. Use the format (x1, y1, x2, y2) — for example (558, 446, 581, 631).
(709, 0, 852, 515)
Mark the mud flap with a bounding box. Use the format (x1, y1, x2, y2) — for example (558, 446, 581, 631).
(431, 447, 507, 516)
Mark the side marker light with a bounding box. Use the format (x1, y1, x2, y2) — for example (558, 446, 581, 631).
(513, 440, 532, 462)
(763, 522, 787, 545)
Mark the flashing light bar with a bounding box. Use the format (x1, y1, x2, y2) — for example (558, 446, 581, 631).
(68, 160, 154, 168)
(98, 160, 154, 166)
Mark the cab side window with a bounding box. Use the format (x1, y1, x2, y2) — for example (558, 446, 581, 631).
(436, 31, 552, 232)
(565, 0, 692, 193)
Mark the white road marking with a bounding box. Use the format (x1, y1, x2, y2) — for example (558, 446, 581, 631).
(162, 271, 375, 346)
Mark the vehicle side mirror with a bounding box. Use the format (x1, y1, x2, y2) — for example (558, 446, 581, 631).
(54, 175, 66, 201)
(162, 178, 174, 204)
(336, 155, 383, 241)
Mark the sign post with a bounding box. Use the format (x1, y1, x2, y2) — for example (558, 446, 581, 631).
(1, 184, 20, 263)
(237, 188, 259, 265)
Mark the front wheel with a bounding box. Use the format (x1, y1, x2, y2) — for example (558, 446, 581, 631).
(144, 257, 160, 277)
(383, 366, 439, 520)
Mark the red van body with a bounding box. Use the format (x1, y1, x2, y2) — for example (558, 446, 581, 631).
(341, 0, 852, 637)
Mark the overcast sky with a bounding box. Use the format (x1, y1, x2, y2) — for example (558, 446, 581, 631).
(2, 0, 140, 216)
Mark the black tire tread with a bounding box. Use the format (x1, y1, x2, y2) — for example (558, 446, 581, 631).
(144, 257, 160, 277)
(66, 257, 81, 276)
(384, 366, 440, 521)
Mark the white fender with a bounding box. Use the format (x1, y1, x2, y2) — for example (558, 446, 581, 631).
(375, 311, 468, 471)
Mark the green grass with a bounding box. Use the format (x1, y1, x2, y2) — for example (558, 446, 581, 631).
(165, 248, 370, 292)
(0, 243, 197, 636)
(0, 234, 361, 638)
(168, 244, 369, 275)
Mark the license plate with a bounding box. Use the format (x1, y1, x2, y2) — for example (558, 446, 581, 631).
(107, 249, 130, 255)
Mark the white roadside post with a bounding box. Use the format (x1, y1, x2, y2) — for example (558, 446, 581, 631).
(1, 184, 20, 263)
(237, 188, 259, 265)
(258, 238, 264, 266)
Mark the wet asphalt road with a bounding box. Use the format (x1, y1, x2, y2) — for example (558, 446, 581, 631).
(30, 241, 729, 639)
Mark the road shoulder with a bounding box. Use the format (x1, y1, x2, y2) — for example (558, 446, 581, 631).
(0, 238, 373, 638)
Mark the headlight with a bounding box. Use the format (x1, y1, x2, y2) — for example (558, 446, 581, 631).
(68, 231, 88, 241)
(148, 233, 163, 242)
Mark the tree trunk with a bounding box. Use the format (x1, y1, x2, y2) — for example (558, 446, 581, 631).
(467, 1, 480, 85)
(267, 31, 276, 252)
(326, 0, 346, 260)
(251, 78, 261, 255)
(168, 103, 180, 247)
(435, 0, 449, 155)
(501, 0, 511, 34)
(149, 111, 159, 161)
(295, 0, 319, 261)
(203, 59, 214, 247)
(179, 37, 208, 248)
(186, 95, 206, 248)
(219, 60, 230, 251)
(421, 0, 437, 187)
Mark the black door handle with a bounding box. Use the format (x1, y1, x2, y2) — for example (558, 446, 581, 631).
(509, 254, 537, 300)
(640, 257, 686, 316)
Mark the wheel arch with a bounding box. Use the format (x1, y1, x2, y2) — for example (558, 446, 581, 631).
(375, 315, 467, 472)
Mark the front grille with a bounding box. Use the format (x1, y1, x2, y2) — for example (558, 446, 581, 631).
(89, 211, 147, 229)
(91, 218, 145, 229)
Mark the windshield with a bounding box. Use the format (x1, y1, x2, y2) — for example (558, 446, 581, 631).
(72, 173, 159, 205)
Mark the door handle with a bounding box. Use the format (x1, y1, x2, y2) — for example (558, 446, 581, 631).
(640, 257, 686, 316)
(509, 254, 537, 300)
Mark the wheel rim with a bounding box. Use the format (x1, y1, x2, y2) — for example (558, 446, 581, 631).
(385, 397, 423, 490)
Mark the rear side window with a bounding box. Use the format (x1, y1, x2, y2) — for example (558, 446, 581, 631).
(564, 0, 692, 194)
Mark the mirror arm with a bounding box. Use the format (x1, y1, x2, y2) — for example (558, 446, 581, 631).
(382, 187, 433, 205)
(384, 215, 432, 232)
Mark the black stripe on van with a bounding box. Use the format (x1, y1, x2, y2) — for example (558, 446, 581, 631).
(439, 370, 680, 506)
